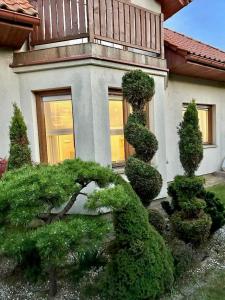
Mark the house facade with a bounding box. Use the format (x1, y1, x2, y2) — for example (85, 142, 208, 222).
(1, 0, 225, 198)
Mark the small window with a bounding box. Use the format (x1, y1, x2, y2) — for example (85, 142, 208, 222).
(108, 89, 149, 167)
(183, 104, 213, 145)
(36, 89, 75, 164)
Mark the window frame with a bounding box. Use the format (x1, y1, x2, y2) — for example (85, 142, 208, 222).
(108, 88, 149, 168)
(35, 88, 75, 163)
(183, 103, 213, 146)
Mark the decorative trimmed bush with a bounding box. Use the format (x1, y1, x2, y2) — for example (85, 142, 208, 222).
(8, 103, 32, 170)
(122, 70, 162, 206)
(178, 100, 203, 177)
(87, 176, 174, 300)
(163, 101, 212, 245)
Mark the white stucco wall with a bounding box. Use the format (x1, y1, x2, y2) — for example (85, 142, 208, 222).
(13, 59, 168, 197)
(0, 49, 20, 158)
(131, 0, 161, 13)
(166, 74, 225, 182)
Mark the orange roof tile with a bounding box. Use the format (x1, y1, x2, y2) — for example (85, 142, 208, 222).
(164, 28, 225, 63)
(0, 0, 37, 16)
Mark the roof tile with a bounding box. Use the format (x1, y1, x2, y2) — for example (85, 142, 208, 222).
(165, 28, 225, 63)
(0, 0, 37, 16)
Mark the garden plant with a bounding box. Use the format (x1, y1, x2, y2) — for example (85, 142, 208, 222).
(122, 70, 162, 207)
(87, 176, 174, 300)
(8, 103, 32, 170)
(162, 101, 212, 245)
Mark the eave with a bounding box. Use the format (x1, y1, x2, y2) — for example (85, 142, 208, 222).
(157, 0, 192, 20)
(165, 45, 225, 82)
(0, 9, 40, 49)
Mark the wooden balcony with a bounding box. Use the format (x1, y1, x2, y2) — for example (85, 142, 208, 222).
(29, 0, 164, 58)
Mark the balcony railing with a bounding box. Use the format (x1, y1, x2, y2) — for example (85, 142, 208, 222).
(30, 0, 164, 57)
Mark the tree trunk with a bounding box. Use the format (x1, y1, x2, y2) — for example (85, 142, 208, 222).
(48, 266, 57, 298)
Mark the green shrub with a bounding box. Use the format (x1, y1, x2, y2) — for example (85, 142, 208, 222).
(122, 69, 155, 111)
(199, 190, 225, 232)
(148, 208, 166, 234)
(8, 103, 32, 170)
(0, 159, 114, 297)
(87, 178, 174, 300)
(178, 101, 203, 176)
(171, 211, 212, 245)
(122, 70, 162, 206)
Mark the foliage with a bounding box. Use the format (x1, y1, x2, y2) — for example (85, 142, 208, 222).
(178, 101, 203, 176)
(0, 158, 7, 178)
(199, 190, 225, 233)
(166, 237, 196, 277)
(148, 208, 166, 234)
(0, 159, 114, 296)
(167, 176, 212, 245)
(8, 103, 32, 170)
(87, 177, 174, 300)
(122, 69, 155, 111)
(122, 70, 162, 206)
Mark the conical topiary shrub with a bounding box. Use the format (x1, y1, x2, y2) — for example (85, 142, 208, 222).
(122, 70, 162, 207)
(8, 103, 32, 170)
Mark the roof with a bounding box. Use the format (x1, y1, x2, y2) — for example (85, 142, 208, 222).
(164, 28, 225, 64)
(158, 0, 192, 20)
(0, 0, 37, 16)
(164, 28, 225, 82)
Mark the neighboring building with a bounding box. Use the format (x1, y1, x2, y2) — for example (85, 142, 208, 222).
(1, 0, 225, 198)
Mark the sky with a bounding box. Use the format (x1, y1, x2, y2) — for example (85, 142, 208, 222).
(165, 0, 225, 51)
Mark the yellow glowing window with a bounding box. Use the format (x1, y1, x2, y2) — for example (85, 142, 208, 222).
(183, 104, 213, 145)
(36, 91, 75, 164)
(109, 96, 125, 165)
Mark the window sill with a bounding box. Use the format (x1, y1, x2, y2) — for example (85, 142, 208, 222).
(203, 144, 217, 149)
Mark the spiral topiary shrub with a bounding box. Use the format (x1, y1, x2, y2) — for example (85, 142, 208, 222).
(122, 70, 162, 206)
(87, 176, 174, 300)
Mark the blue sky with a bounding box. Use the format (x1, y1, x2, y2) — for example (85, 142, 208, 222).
(165, 0, 225, 51)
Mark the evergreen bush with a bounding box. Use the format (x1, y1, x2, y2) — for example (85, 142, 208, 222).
(148, 208, 166, 234)
(87, 176, 174, 300)
(178, 101, 203, 176)
(8, 103, 32, 170)
(163, 101, 212, 245)
(0, 159, 114, 297)
(122, 70, 162, 206)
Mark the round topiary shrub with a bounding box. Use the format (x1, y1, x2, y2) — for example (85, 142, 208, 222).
(148, 208, 166, 234)
(171, 211, 212, 245)
(122, 70, 162, 207)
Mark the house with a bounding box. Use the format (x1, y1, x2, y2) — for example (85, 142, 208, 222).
(0, 0, 224, 198)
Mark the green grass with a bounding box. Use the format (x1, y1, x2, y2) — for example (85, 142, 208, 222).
(207, 184, 225, 206)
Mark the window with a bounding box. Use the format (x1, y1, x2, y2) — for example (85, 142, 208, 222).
(36, 89, 75, 164)
(108, 89, 149, 167)
(183, 104, 213, 145)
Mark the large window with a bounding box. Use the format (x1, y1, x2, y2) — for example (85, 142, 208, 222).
(183, 104, 213, 145)
(109, 89, 149, 167)
(36, 89, 75, 164)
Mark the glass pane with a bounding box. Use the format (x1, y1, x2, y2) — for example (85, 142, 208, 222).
(43, 100, 75, 164)
(198, 108, 209, 144)
(109, 99, 125, 164)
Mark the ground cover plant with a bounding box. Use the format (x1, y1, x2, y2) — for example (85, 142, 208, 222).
(122, 70, 162, 207)
(8, 103, 31, 170)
